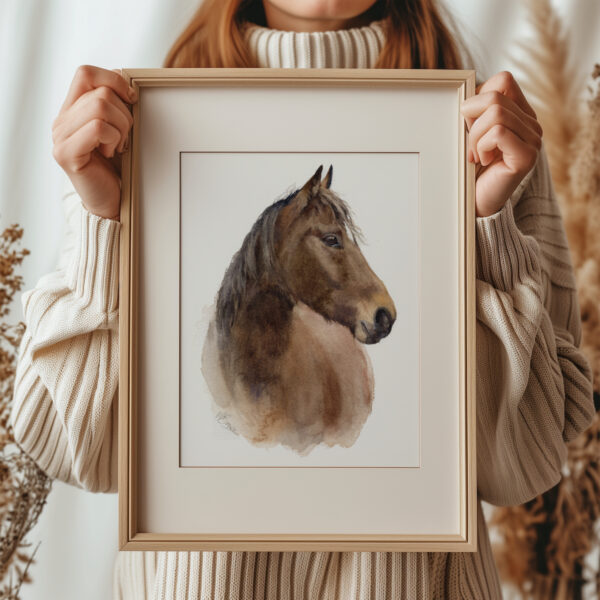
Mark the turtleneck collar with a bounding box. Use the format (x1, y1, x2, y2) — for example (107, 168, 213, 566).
(241, 18, 386, 68)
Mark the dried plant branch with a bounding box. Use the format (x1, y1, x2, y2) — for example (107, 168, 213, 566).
(489, 0, 600, 593)
(571, 68, 600, 398)
(0, 223, 52, 599)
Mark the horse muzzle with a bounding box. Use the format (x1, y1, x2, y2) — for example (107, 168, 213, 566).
(358, 307, 395, 344)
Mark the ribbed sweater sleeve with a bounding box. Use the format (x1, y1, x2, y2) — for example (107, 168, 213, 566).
(9, 175, 120, 493)
(474, 143, 595, 506)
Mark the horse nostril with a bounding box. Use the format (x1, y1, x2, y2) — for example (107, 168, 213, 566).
(375, 308, 393, 336)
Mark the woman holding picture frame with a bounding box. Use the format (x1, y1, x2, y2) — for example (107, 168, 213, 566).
(10, 0, 594, 598)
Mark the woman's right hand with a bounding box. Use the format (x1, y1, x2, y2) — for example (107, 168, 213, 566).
(51, 65, 138, 221)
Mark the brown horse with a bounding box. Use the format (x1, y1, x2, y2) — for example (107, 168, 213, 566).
(201, 164, 397, 455)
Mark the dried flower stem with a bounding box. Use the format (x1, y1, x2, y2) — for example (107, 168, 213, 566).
(0, 223, 52, 599)
(490, 0, 600, 594)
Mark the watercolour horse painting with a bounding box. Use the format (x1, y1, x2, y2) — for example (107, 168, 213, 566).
(201, 164, 396, 456)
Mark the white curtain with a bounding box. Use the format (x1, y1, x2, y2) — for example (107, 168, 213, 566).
(1, 1, 598, 598)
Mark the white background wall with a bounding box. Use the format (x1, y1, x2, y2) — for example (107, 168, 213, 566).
(1, 1, 599, 598)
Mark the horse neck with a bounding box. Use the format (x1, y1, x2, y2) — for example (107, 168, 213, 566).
(225, 281, 295, 388)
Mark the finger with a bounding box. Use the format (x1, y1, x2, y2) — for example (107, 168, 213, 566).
(461, 91, 542, 137)
(476, 124, 539, 174)
(53, 119, 121, 172)
(475, 71, 537, 119)
(53, 86, 133, 152)
(54, 86, 133, 140)
(468, 103, 542, 164)
(60, 65, 136, 113)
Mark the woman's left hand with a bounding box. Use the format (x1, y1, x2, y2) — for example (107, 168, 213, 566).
(460, 70, 543, 218)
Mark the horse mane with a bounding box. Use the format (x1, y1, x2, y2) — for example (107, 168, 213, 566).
(215, 182, 364, 336)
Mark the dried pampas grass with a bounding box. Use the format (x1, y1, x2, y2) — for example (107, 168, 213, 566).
(489, 0, 600, 597)
(572, 65, 600, 395)
(510, 0, 582, 204)
(0, 224, 52, 599)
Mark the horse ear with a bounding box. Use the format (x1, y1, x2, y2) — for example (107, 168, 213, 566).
(323, 164, 333, 189)
(300, 164, 324, 197)
(277, 165, 324, 231)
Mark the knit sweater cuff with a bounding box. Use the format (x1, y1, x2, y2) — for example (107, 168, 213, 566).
(66, 201, 121, 314)
(475, 198, 541, 292)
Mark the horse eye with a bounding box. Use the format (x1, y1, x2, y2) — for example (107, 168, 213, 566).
(322, 234, 342, 249)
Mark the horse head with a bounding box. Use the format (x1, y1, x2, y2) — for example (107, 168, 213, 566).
(275, 164, 396, 344)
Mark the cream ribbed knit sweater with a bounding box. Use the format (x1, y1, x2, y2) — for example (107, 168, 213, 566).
(10, 17, 595, 600)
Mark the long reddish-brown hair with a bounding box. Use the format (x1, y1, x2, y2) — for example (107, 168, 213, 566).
(163, 0, 469, 69)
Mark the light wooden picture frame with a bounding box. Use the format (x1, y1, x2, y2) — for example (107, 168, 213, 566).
(118, 68, 476, 552)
